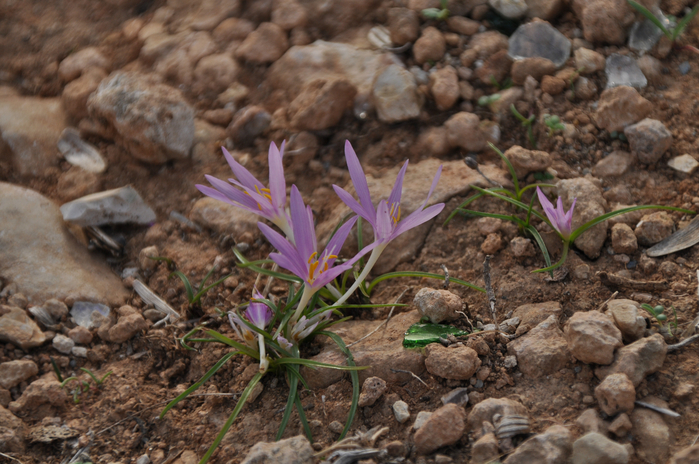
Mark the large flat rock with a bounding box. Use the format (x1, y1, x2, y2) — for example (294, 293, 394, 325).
(0, 182, 129, 306)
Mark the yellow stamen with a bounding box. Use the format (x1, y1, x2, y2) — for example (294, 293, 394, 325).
(255, 185, 273, 202)
(327, 254, 338, 260)
(308, 261, 319, 282)
(307, 251, 318, 264)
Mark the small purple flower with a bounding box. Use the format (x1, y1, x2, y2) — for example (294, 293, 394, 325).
(229, 312, 255, 347)
(332, 140, 445, 246)
(245, 289, 273, 330)
(196, 142, 293, 239)
(330, 140, 445, 305)
(536, 187, 576, 240)
(258, 186, 366, 294)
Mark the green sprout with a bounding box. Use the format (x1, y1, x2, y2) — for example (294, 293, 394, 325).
(478, 93, 501, 107)
(60, 368, 113, 404)
(642, 303, 679, 336)
(422, 0, 449, 21)
(510, 104, 537, 148)
(543, 114, 565, 137)
(490, 75, 513, 90)
(627, 0, 699, 54)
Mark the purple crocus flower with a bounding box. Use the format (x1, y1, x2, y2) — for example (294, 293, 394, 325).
(332, 141, 445, 247)
(258, 185, 369, 322)
(536, 187, 576, 240)
(196, 141, 293, 240)
(230, 289, 274, 373)
(245, 289, 273, 330)
(331, 140, 445, 305)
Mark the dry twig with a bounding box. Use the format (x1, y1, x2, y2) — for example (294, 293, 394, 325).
(483, 256, 497, 323)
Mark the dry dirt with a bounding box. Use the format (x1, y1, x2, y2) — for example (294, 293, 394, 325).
(1, 0, 699, 463)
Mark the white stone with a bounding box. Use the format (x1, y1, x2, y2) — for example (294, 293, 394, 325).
(53, 334, 75, 354)
(668, 154, 699, 174)
(393, 400, 411, 423)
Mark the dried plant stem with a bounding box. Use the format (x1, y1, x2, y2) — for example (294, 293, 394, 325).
(0, 451, 23, 463)
(668, 333, 699, 352)
(596, 291, 619, 312)
(390, 368, 429, 388)
(440, 264, 450, 289)
(483, 255, 497, 323)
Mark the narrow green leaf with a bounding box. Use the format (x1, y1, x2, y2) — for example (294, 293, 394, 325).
(80, 368, 99, 384)
(199, 372, 264, 464)
(170, 270, 195, 303)
(318, 331, 359, 440)
(569, 205, 694, 242)
(276, 367, 299, 441)
(488, 143, 520, 195)
(674, 4, 699, 40)
(532, 241, 569, 273)
(470, 186, 549, 223)
(192, 274, 233, 303)
(367, 271, 485, 294)
(273, 358, 368, 370)
(50, 357, 63, 382)
(627, 0, 671, 37)
(295, 391, 313, 442)
(525, 225, 554, 277)
(160, 351, 238, 419)
(201, 329, 259, 358)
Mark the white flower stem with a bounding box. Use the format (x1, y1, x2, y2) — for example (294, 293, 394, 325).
(290, 284, 313, 325)
(334, 245, 385, 307)
(257, 334, 269, 374)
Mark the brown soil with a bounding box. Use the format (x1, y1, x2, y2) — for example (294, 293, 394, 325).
(1, 0, 699, 463)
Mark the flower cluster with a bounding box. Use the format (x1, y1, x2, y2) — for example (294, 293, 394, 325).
(197, 140, 444, 360)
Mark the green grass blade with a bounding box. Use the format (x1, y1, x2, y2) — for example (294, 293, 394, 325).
(488, 143, 520, 195)
(627, 0, 671, 37)
(367, 271, 485, 294)
(160, 351, 238, 419)
(470, 185, 550, 223)
(274, 358, 368, 371)
(276, 367, 299, 441)
(673, 4, 699, 40)
(525, 225, 553, 277)
(295, 391, 313, 442)
(199, 372, 264, 464)
(50, 357, 63, 382)
(170, 270, 195, 303)
(569, 205, 694, 242)
(80, 368, 99, 384)
(532, 241, 569, 273)
(318, 331, 359, 440)
(193, 274, 233, 303)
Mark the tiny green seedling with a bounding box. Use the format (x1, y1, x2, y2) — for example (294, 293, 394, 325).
(490, 75, 513, 90)
(60, 368, 113, 404)
(543, 114, 565, 137)
(510, 104, 537, 148)
(627, 0, 699, 54)
(642, 303, 679, 336)
(422, 0, 450, 21)
(478, 93, 501, 107)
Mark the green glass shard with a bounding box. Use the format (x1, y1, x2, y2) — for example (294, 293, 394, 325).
(403, 323, 470, 348)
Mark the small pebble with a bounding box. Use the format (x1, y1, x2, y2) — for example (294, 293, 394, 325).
(328, 420, 344, 434)
(441, 388, 469, 406)
(136, 455, 151, 464)
(679, 61, 691, 75)
(393, 400, 410, 423)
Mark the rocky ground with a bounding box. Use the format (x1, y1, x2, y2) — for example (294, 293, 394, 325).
(2, 0, 699, 463)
